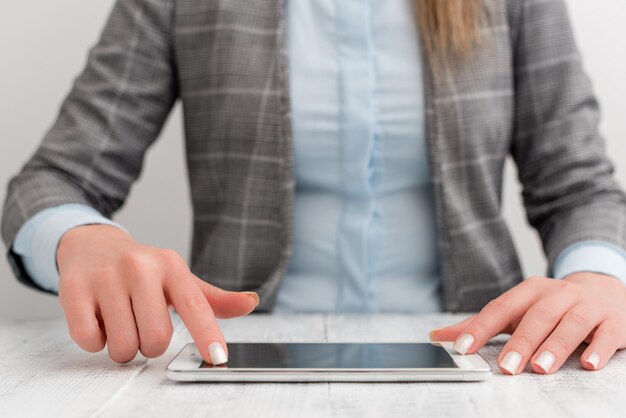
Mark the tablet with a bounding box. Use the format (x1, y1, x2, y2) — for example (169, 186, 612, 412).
(166, 342, 491, 382)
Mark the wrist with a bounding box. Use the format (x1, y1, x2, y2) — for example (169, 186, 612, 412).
(563, 271, 623, 287)
(57, 224, 133, 266)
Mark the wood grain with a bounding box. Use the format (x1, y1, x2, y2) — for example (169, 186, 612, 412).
(1, 314, 625, 418)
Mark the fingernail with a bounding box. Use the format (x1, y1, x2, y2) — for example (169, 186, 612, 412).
(243, 291, 260, 307)
(500, 351, 522, 375)
(534, 351, 555, 373)
(453, 334, 475, 355)
(208, 342, 228, 365)
(586, 352, 600, 370)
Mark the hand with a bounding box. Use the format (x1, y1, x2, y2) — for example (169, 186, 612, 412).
(56, 224, 258, 364)
(430, 273, 626, 375)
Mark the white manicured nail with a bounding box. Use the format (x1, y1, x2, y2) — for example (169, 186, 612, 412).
(453, 334, 475, 355)
(500, 351, 522, 375)
(208, 342, 228, 365)
(534, 351, 555, 373)
(586, 352, 600, 370)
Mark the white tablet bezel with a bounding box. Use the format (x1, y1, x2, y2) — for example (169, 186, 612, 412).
(166, 342, 492, 382)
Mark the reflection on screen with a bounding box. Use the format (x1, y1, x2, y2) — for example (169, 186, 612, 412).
(200, 343, 457, 369)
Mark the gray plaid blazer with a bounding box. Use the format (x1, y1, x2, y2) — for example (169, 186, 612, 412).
(2, 0, 626, 312)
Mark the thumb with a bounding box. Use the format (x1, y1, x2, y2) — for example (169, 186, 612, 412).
(193, 275, 260, 318)
(429, 315, 476, 342)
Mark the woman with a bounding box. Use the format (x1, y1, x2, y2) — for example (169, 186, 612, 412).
(2, 0, 626, 375)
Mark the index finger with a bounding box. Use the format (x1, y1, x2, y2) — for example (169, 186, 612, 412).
(452, 279, 545, 355)
(165, 273, 228, 365)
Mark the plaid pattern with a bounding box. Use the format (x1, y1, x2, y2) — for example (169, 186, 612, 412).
(2, 0, 625, 312)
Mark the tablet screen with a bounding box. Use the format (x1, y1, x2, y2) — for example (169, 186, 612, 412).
(200, 343, 458, 369)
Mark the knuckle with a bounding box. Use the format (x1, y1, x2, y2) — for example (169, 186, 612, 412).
(108, 328, 139, 348)
(184, 294, 209, 311)
(510, 333, 535, 350)
(529, 302, 558, 323)
(120, 250, 153, 274)
(465, 318, 489, 339)
(549, 335, 571, 353)
(159, 249, 186, 268)
(567, 308, 592, 329)
(485, 295, 510, 311)
(118, 251, 164, 289)
(147, 325, 173, 347)
(140, 326, 173, 358)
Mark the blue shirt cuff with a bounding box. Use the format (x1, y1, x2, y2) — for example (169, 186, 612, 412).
(13, 204, 127, 293)
(552, 240, 626, 283)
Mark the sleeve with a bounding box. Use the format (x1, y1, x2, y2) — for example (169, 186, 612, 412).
(509, 0, 626, 274)
(1, 0, 177, 293)
(13, 204, 128, 293)
(553, 241, 626, 283)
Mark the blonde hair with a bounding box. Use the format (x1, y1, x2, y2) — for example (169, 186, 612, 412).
(416, 0, 486, 63)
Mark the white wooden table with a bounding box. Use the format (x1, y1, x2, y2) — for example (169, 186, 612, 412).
(2, 313, 625, 418)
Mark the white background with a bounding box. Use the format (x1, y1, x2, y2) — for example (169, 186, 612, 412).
(0, 0, 624, 319)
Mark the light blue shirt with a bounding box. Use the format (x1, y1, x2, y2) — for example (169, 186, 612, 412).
(274, 0, 442, 313)
(12, 0, 626, 312)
